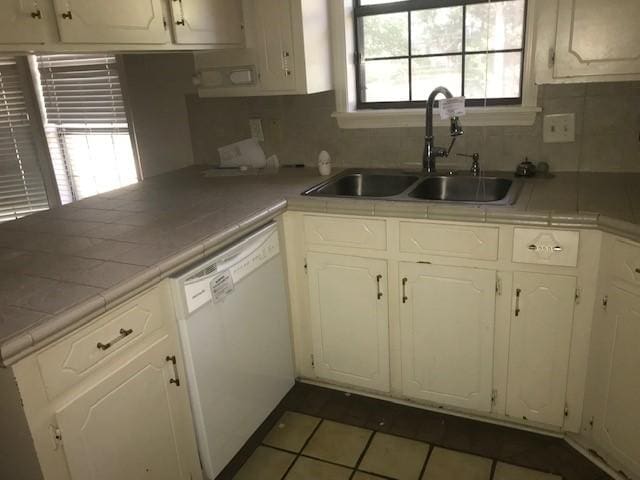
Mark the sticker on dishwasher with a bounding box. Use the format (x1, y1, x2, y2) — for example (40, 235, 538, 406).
(210, 270, 234, 303)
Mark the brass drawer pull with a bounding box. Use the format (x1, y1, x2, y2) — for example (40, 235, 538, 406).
(31, 10, 42, 19)
(528, 244, 563, 252)
(166, 355, 180, 386)
(96, 328, 133, 351)
(635, 268, 640, 274)
(515, 288, 521, 316)
(376, 274, 383, 300)
(402, 277, 408, 303)
(61, 10, 72, 19)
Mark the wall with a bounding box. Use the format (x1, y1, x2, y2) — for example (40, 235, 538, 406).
(122, 53, 197, 178)
(186, 81, 640, 173)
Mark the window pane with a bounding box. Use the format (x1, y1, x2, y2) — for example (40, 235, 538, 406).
(411, 7, 463, 55)
(464, 52, 521, 99)
(466, 0, 525, 52)
(411, 56, 462, 101)
(363, 59, 409, 102)
(362, 12, 408, 58)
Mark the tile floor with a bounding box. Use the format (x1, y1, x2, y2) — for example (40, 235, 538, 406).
(218, 382, 612, 480)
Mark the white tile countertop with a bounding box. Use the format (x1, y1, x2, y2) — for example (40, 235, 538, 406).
(1, 166, 640, 365)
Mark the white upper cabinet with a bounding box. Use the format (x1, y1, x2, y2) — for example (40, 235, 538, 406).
(170, 0, 244, 45)
(0, 0, 48, 44)
(53, 0, 169, 44)
(536, 0, 640, 83)
(306, 252, 390, 392)
(506, 272, 576, 427)
(399, 263, 496, 413)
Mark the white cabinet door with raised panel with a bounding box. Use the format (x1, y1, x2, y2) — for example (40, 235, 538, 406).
(592, 287, 640, 475)
(554, 0, 640, 78)
(307, 252, 390, 392)
(506, 272, 576, 427)
(253, 0, 296, 91)
(56, 335, 201, 480)
(0, 0, 48, 44)
(399, 263, 496, 412)
(171, 0, 243, 45)
(53, 0, 168, 44)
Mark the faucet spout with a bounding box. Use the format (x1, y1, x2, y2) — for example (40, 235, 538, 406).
(423, 86, 464, 173)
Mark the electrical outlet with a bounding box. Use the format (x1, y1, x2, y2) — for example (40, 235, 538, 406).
(249, 118, 264, 142)
(543, 113, 575, 143)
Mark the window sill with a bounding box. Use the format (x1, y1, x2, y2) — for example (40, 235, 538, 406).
(332, 105, 541, 129)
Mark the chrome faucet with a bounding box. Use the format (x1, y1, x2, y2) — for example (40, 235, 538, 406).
(423, 86, 464, 173)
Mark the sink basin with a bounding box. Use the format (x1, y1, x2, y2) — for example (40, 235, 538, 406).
(408, 176, 514, 203)
(304, 172, 419, 198)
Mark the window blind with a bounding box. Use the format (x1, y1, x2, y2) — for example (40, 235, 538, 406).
(36, 54, 137, 204)
(0, 57, 49, 223)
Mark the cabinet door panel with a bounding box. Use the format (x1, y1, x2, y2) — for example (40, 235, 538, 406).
(56, 336, 199, 480)
(307, 252, 389, 392)
(53, 0, 168, 44)
(594, 287, 640, 474)
(253, 0, 296, 91)
(506, 272, 576, 427)
(0, 1, 47, 44)
(400, 263, 496, 412)
(555, 0, 640, 77)
(171, 0, 244, 45)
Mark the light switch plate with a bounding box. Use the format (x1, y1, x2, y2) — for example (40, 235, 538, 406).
(543, 113, 575, 143)
(249, 118, 264, 142)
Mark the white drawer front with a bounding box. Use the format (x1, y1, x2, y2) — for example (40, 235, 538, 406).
(512, 228, 579, 267)
(37, 285, 171, 400)
(612, 239, 640, 286)
(399, 221, 499, 260)
(304, 215, 387, 250)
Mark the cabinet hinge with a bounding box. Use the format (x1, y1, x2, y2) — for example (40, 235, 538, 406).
(162, 16, 167, 29)
(588, 416, 595, 430)
(310, 354, 315, 367)
(303, 257, 308, 274)
(491, 389, 497, 405)
(548, 48, 556, 67)
(574, 287, 581, 305)
(564, 403, 569, 417)
(49, 425, 62, 450)
(495, 277, 502, 296)
(602, 295, 608, 310)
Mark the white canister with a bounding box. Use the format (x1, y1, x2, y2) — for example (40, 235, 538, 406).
(318, 150, 331, 176)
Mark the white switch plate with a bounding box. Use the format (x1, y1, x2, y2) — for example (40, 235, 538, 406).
(249, 118, 264, 142)
(543, 113, 575, 143)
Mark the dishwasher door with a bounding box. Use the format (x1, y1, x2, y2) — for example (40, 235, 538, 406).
(172, 223, 294, 479)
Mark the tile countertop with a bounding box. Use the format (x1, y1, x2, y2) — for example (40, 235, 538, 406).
(1, 166, 640, 366)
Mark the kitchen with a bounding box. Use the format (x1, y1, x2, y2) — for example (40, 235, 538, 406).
(0, 1, 639, 479)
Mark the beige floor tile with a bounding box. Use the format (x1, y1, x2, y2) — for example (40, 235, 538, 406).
(234, 446, 295, 480)
(353, 472, 386, 480)
(285, 456, 352, 480)
(422, 447, 492, 480)
(303, 420, 372, 467)
(263, 411, 321, 452)
(494, 462, 562, 480)
(359, 433, 430, 480)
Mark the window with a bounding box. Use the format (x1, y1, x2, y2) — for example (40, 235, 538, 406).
(33, 54, 138, 204)
(355, 0, 527, 108)
(0, 57, 49, 223)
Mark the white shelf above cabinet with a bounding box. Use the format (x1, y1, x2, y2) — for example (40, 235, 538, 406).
(195, 0, 332, 97)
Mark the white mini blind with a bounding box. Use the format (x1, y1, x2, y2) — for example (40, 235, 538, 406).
(36, 54, 137, 204)
(0, 57, 49, 223)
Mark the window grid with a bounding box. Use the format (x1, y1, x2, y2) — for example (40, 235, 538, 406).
(355, 0, 527, 109)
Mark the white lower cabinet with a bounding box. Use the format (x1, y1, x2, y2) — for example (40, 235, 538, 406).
(591, 286, 640, 475)
(55, 334, 198, 480)
(306, 252, 390, 392)
(506, 272, 577, 427)
(399, 263, 496, 412)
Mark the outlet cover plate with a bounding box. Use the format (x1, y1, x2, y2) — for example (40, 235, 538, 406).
(543, 113, 575, 143)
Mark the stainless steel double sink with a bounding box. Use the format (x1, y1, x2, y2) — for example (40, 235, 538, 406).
(302, 169, 522, 205)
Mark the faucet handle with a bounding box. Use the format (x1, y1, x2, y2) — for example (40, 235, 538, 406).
(457, 152, 480, 161)
(450, 116, 464, 136)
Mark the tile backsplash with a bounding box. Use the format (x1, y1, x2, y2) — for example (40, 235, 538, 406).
(186, 82, 640, 173)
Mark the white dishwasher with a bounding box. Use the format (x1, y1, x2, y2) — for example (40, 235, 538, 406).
(170, 222, 294, 479)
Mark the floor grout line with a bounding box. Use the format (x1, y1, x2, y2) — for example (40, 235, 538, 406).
(349, 430, 377, 480)
(419, 444, 435, 479)
(278, 418, 325, 480)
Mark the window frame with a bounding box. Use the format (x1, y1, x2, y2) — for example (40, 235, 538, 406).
(329, 0, 540, 129)
(354, 0, 528, 109)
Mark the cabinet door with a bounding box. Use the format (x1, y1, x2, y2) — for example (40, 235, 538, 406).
(307, 252, 390, 392)
(593, 287, 640, 474)
(171, 0, 243, 45)
(53, 0, 168, 44)
(56, 336, 200, 480)
(506, 272, 576, 427)
(554, 0, 640, 78)
(253, 0, 296, 91)
(0, 0, 47, 44)
(399, 263, 496, 412)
